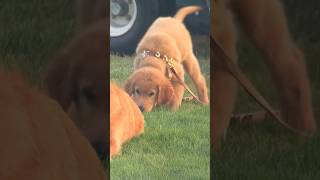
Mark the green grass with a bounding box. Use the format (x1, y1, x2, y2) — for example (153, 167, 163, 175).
(110, 46, 210, 179)
(212, 1, 320, 179)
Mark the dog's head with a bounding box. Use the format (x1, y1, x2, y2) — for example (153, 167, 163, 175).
(124, 68, 174, 112)
(45, 19, 107, 155)
(65, 61, 107, 154)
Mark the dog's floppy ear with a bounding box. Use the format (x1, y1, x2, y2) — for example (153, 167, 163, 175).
(123, 76, 134, 96)
(157, 84, 174, 105)
(44, 52, 76, 111)
(60, 67, 78, 110)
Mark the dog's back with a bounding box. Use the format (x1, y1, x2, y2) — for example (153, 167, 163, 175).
(137, 6, 202, 60)
(110, 82, 144, 158)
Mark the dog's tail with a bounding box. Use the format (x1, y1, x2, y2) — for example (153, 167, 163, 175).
(174, 6, 202, 21)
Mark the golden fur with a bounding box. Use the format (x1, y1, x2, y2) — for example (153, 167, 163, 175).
(0, 71, 106, 179)
(110, 82, 144, 158)
(125, 6, 209, 112)
(212, 0, 317, 150)
(45, 19, 108, 153)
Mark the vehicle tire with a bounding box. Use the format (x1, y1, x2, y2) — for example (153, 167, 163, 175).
(110, 0, 159, 55)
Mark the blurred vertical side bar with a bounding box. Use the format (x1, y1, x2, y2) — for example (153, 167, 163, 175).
(106, 1, 111, 179)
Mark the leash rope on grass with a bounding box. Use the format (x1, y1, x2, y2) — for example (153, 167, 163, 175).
(231, 107, 320, 125)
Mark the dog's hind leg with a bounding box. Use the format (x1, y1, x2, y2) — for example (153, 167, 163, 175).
(211, 2, 238, 150)
(110, 129, 122, 158)
(231, 0, 316, 135)
(183, 53, 209, 105)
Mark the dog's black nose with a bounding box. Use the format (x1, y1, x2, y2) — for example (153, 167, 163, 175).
(138, 105, 144, 112)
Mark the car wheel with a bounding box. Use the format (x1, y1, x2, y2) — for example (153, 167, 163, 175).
(110, 0, 159, 54)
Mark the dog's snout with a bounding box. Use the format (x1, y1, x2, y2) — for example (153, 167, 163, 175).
(138, 105, 144, 112)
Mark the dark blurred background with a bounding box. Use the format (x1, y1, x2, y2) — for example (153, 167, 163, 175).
(285, 0, 320, 98)
(236, 0, 320, 111)
(0, 0, 74, 84)
(0, 0, 108, 168)
(213, 1, 320, 179)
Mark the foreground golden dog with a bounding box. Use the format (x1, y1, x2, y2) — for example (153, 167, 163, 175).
(45, 19, 107, 153)
(0, 71, 106, 179)
(124, 6, 209, 112)
(110, 83, 144, 158)
(212, 0, 317, 149)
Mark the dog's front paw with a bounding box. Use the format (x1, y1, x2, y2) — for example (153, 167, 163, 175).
(199, 95, 209, 105)
(169, 101, 181, 111)
(281, 101, 317, 136)
(110, 139, 121, 158)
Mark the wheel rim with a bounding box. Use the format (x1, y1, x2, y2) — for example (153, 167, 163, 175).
(110, 0, 137, 37)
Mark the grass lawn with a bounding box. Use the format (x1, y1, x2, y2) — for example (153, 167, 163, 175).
(110, 38, 210, 179)
(212, 1, 320, 179)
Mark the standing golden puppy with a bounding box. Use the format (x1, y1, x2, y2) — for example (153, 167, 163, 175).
(110, 82, 144, 158)
(212, 0, 316, 149)
(124, 6, 209, 112)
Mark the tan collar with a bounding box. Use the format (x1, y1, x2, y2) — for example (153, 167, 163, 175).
(139, 50, 202, 104)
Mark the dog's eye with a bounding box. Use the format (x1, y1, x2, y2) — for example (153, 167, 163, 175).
(135, 89, 140, 95)
(81, 87, 97, 104)
(149, 92, 155, 97)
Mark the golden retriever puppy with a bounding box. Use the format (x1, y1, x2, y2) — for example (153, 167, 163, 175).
(212, 0, 317, 150)
(75, 0, 107, 31)
(45, 19, 108, 154)
(0, 71, 106, 180)
(124, 6, 209, 112)
(110, 82, 144, 158)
